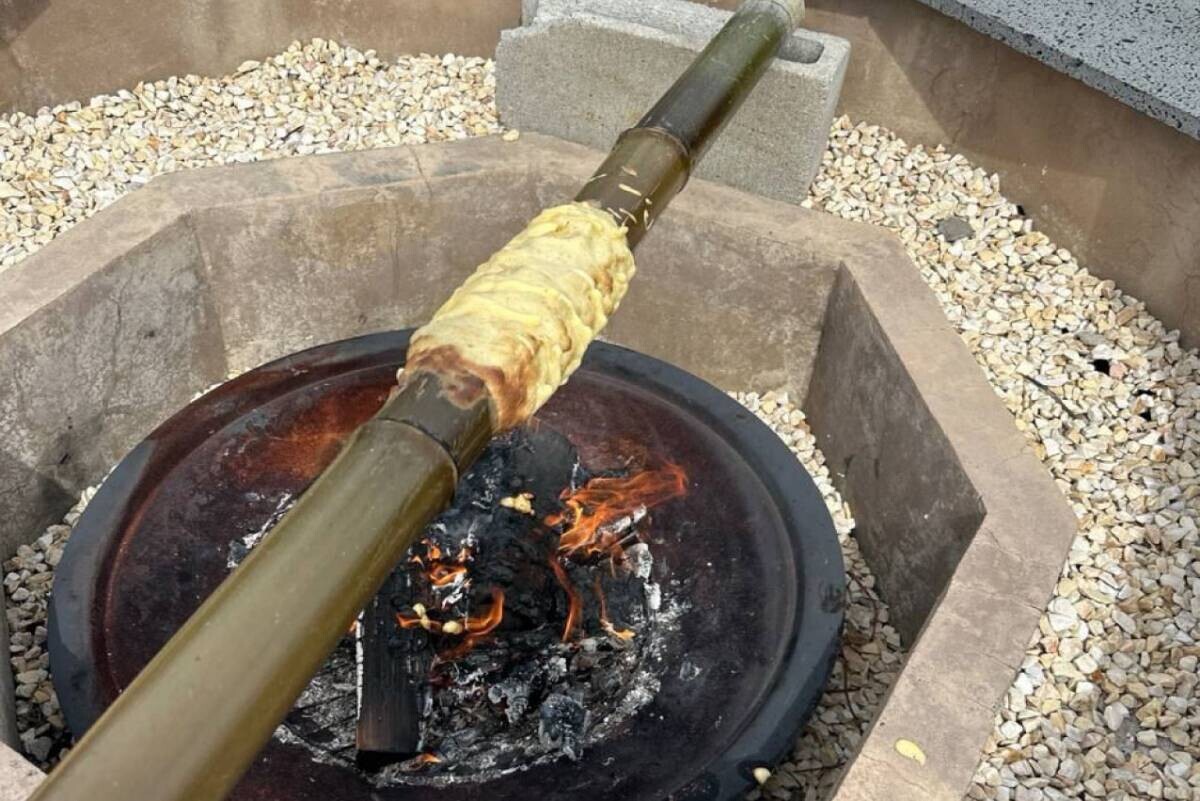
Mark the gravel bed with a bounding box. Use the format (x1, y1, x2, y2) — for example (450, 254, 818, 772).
(3, 489, 91, 766)
(0, 40, 499, 272)
(807, 118, 1200, 801)
(2, 37, 1198, 801)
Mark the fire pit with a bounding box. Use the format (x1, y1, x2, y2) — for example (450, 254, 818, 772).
(48, 329, 843, 800)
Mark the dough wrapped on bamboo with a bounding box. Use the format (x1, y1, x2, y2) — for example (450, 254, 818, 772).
(406, 202, 635, 429)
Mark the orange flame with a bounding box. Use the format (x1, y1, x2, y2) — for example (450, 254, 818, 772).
(549, 556, 582, 643)
(547, 463, 687, 558)
(465, 588, 505, 635)
(440, 588, 505, 661)
(415, 752, 441, 765)
(410, 538, 472, 586)
(593, 576, 635, 641)
(428, 563, 468, 587)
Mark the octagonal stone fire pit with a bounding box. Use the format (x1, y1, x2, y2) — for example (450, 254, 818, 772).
(0, 134, 1075, 801)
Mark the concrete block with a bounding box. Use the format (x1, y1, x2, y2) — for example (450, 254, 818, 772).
(498, 0, 849, 203)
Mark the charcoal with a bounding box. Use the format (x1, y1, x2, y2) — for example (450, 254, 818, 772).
(290, 423, 683, 780)
(590, 667, 624, 698)
(537, 693, 590, 761)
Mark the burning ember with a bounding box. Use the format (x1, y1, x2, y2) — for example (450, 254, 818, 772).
(549, 463, 687, 559)
(394, 453, 686, 662)
(273, 424, 693, 784)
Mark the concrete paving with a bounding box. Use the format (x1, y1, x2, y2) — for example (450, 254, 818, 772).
(0, 743, 41, 801)
(915, 0, 1200, 138)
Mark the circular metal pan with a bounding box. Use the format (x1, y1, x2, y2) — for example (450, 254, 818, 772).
(49, 331, 843, 801)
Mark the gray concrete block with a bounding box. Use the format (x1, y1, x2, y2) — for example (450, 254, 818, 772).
(497, 0, 849, 203)
(0, 610, 17, 749)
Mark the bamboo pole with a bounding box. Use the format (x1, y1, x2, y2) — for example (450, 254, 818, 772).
(29, 2, 804, 799)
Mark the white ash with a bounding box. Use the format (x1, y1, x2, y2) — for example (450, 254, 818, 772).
(225, 492, 295, 569)
(0, 40, 500, 274)
(268, 427, 695, 786)
(734, 391, 903, 801)
(537, 693, 590, 761)
(808, 117, 1200, 801)
(367, 585, 690, 788)
(625, 542, 654, 580)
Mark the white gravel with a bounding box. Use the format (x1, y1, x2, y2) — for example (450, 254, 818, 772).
(3, 487, 95, 768)
(2, 39, 1199, 801)
(0, 40, 499, 272)
(807, 118, 1200, 801)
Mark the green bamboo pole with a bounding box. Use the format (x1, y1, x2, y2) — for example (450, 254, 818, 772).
(29, 2, 804, 799)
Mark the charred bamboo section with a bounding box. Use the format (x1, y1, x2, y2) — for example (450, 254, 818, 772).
(355, 568, 425, 765)
(29, 2, 805, 799)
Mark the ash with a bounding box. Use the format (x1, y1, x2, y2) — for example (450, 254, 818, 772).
(225, 492, 294, 569)
(273, 426, 689, 784)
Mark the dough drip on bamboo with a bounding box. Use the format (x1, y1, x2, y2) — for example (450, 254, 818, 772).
(405, 202, 635, 429)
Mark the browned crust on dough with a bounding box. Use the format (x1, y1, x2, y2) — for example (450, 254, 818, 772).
(406, 343, 535, 430)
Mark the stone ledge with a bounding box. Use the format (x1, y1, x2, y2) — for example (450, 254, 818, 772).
(0, 742, 41, 801)
(915, 0, 1200, 138)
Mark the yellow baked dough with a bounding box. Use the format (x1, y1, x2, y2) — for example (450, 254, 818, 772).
(405, 202, 635, 429)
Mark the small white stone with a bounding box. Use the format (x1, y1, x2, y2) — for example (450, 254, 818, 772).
(1104, 702, 1129, 731)
(1057, 757, 1082, 783)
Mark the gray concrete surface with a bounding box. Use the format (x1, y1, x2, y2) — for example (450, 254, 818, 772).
(0, 197, 227, 562)
(497, 0, 848, 202)
(913, 0, 1200, 138)
(0, 135, 1075, 801)
(0, 743, 41, 801)
(807, 248, 1078, 801)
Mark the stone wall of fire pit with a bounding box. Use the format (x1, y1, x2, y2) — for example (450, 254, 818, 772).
(0, 134, 1075, 801)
